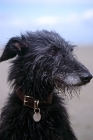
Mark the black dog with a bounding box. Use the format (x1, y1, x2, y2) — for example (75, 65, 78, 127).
(0, 30, 92, 140)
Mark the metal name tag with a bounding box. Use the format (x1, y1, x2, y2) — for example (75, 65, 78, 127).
(33, 100, 41, 122)
(33, 108, 41, 122)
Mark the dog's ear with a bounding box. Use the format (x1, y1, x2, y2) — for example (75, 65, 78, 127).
(0, 36, 28, 62)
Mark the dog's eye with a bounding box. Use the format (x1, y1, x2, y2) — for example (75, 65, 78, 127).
(70, 48, 73, 52)
(63, 54, 65, 58)
(51, 49, 58, 56)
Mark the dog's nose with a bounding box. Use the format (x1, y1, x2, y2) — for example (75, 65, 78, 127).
(80, 73, 92, 84)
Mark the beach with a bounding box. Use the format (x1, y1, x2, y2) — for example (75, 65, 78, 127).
(0, 47, 93, 140)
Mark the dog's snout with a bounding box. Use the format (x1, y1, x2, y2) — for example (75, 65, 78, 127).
(80, 73, 92, 84)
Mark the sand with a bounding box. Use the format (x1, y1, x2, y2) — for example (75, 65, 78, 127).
(0, 47, 93, 140)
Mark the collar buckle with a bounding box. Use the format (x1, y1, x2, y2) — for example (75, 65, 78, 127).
(24, 95, 31, 106)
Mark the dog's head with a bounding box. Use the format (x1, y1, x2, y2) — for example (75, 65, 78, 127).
(0, 30, 92, 99)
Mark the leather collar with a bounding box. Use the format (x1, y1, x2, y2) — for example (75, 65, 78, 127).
(16, 89, 52, 109)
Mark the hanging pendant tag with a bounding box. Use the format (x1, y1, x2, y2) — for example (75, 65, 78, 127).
(33, 100, 41, 122)
(33, 108, 41, 122)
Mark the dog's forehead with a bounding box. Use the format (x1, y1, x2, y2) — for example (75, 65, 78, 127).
(26, 30, 73, 51)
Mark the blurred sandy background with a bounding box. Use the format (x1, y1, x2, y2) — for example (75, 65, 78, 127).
(0, 47, 93, 140)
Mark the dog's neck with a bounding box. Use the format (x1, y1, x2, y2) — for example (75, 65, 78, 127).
(14, 80, 54, 101)
(16, 89, 53, 122)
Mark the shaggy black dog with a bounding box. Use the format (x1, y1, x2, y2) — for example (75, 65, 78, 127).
(0, 30, 92, 140)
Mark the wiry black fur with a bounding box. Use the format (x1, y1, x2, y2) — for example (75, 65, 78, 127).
(0, 30, 92, 140)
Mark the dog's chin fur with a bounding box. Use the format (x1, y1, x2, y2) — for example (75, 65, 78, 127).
(54, 82, 81, 99)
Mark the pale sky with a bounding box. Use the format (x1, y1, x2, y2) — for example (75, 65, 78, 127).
(0, 0, 93, 47)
